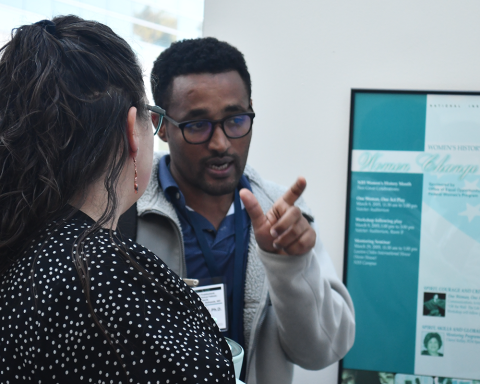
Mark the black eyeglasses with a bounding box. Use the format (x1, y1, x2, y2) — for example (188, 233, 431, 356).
(164, 112, 255, 144)
(146, 105, 166, 136)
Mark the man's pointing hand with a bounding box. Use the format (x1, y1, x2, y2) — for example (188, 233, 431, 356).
(239, 177, 316, 255)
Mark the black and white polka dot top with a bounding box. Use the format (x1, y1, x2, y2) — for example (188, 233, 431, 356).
(0, 211, 235, 383)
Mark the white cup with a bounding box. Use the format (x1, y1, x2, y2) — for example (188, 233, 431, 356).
(225, 337, 244, 383)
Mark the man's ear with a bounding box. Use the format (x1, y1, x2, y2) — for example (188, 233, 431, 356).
(127, 106, 139, 156)
(250, 99, 253, 109)
(158, 121, 168, 142)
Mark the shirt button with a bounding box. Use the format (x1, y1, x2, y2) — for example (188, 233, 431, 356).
(176, 193, 180, 199)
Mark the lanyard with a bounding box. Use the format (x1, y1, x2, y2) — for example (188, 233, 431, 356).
(183, 188, 245, 341)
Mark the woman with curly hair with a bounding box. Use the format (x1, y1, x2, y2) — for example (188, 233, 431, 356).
(0, 15, 234, 383)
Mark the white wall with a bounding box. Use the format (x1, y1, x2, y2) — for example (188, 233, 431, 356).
(203, 1, 480, 383)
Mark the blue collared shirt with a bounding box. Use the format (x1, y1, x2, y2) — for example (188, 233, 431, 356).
(158, 155, 251, 348)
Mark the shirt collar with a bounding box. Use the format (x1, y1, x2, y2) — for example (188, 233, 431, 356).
(158, 154, 186, 208)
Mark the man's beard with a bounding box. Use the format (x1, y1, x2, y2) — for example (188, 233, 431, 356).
(197, 160, 243, 196)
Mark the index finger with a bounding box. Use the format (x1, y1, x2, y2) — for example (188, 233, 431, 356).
(282, 177, 307, 206)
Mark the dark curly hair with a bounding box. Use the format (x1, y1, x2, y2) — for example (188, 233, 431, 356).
(0, 15, 152, 374)
(0, 15, 148, 271)
(151, 37, 251, 110)
(424, 332, 442, 349)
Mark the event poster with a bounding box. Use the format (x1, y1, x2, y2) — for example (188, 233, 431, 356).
(341, 91, 480, 384)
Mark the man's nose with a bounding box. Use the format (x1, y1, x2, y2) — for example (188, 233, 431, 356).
(207, 124, 230, 152)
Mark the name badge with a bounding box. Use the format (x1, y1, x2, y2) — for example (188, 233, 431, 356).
(193, 283, 228, 331)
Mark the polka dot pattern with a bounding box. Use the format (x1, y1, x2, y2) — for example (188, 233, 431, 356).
(0, 212, 234, 383)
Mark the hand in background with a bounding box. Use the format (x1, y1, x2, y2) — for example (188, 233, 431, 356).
(240, 177, 316, 255)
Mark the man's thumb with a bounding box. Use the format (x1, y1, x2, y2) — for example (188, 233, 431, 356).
(239, 188, 266, 230)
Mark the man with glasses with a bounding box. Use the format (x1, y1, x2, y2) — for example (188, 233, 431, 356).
(120, 37, 355, 384)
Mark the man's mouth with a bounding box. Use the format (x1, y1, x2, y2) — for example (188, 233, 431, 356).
(206, 156, 235, 172)
(208, 162, 231, 171)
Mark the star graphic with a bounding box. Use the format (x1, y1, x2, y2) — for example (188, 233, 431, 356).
(459, 203, 480, 222)
(463, 179, 479, 190)
(461, 179, 479, 195)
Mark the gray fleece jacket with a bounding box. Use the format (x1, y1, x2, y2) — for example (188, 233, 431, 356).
(135, 152, 355, 384)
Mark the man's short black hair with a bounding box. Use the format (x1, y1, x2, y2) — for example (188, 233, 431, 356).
(151, 37, 251, 110)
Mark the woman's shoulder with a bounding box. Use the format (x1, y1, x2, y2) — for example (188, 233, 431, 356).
(3, 217, 89, 277)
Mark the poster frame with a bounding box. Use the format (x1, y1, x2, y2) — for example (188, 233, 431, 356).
(338, 88, 480, 384)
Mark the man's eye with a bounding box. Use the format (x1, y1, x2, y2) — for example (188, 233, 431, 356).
(186, 121, 208, 130)
(228, 115, 247, 125)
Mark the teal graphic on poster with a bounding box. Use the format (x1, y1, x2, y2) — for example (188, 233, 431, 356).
(343, 92, 480, 381)
(352, 93, 426, 151)
(344, 171, 422, 373)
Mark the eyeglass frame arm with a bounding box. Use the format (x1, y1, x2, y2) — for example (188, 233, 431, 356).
(146, 105, 166, 135)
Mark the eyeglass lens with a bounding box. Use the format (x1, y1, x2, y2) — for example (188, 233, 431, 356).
(183, 114, 252, 143)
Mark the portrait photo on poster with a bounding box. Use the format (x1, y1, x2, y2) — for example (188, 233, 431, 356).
(421, 332, 444, 357)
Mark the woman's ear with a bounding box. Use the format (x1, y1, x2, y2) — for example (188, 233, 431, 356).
(158, 120, 168, 142)
(127, 106, 139, 155)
